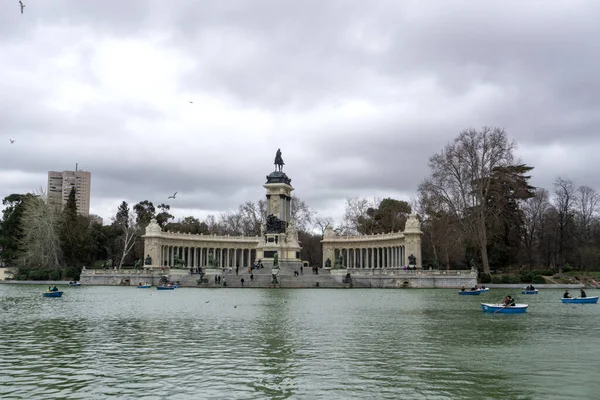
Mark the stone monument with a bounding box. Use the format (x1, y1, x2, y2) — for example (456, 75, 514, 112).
(255, 149, 302, 270)
(404, 214, 423, 269)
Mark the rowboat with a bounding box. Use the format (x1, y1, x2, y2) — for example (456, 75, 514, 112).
(156, 286, 175, 290)
(481, 303, 528, 313)
(561, 297, 598, 304)
(459, 290, 483, 295)
(521, 290, 539, 294)
(69, 282, 81, 287)
(479, 288, 489, 292)
(137, 285, 151, 289)
(43, 291, 63, 298)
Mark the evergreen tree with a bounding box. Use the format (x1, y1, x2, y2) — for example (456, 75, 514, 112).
(115, 201, 130, 227)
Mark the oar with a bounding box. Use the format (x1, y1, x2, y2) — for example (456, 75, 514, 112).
(564, 296, 580, 304)
(564, 297, 580, 309)
(493, 300, 507, 314)
(493, 305, 506, 314)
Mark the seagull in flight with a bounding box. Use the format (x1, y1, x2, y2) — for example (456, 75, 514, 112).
(19, 1, 25, 14)
(9, 139, 15, 144)
(189, 101, 193, 104)
(167, 191, 177, 199)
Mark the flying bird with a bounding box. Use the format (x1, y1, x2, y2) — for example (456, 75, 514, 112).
(167, 191, 177, 199)
(19, 1, 25, 14)
(189, 101, 193, 104)
(9, 139, 15, 144)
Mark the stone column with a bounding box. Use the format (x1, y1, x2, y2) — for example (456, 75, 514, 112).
(360, 248, 364, 268)
(346, 248, 350, 268)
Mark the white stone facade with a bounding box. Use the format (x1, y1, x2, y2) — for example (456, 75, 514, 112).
(143, 218, 261, 269)
(322, 214, 423, 270)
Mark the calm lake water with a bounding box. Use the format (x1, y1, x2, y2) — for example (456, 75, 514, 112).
(1, 285, 599, 399)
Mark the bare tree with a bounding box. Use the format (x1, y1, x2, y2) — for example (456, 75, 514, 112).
(314, 215, 334, 236)
(341, 197, 380, 234)
(419, 127, 516, 274)
(19, 190, 62, 269)
(291, 195, 314, 232)
(115, 214, 141, 269)
(204, 214, 221, 234)
(415, 189, 463, 269)
(521, 188, 550, 268)
(219, 212, 246, 235)
(575, 185, 599, 242)
(238, 200, 267, 235)
(553, 177, 576, 271)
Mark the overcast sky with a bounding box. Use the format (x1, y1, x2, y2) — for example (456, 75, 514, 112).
(1, 0, 600, 225)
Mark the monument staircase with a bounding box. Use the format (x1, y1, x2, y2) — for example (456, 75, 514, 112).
(168, 263, 340, 289)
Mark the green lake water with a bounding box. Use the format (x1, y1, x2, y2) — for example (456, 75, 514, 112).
(1, 285, 599, 399)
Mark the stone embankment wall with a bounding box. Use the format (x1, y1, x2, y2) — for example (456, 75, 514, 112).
(80, 268, 477, 288)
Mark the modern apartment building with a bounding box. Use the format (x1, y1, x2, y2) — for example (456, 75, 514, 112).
(47, 169, 91, 216)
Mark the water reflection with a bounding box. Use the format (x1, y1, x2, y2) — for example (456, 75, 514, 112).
(248, 290, 297, 399)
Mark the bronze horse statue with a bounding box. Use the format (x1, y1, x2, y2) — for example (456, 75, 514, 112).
(274, 148, 285, 172)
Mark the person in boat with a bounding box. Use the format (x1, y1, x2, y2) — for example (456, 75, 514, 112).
(503, 295, 515, 306)
(481, 285, 486, 289)
(461, 286, 466, 292)
(563, 290, 570, 298)
(580, 289, 587, 298)
(52, 285, 59, 292)
(470, 285, 477, 291)
(530, 285, 535, 291)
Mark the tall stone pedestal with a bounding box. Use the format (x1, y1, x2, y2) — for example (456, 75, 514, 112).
(256, 169, 303, 270)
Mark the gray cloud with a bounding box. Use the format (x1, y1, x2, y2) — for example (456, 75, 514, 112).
(2, 0, 600, 224)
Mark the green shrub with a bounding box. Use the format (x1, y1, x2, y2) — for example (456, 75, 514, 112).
(64, 266, 81, 280)
(520, 271, 534, 283)
(500, 275, 521, 284)
(479, 273, 492, 283)
(491, 275, 502, 284)
(563, 263, 573, 272)
(28, 270, 48, 280)
(49, 270, 62, 281)
(532, 275, 546, 284)
(18, 274, 28, 281)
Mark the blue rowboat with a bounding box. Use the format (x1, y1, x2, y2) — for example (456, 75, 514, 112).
(459, 290, 482, 295)
(173, 285, 180, 288)
(521, 290, 539, 294)
(561, 297, 598, 304)
(43, 291, 63, 298)
(481, 303, 528, 313)
(156, 286, 175, 290)
(69, 283, 81, 287)
(137, 285, 151, 289)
